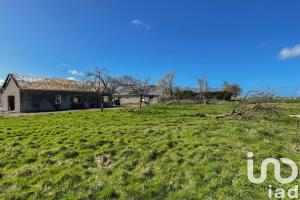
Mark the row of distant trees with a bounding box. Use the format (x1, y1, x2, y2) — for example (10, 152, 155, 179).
(158, 72, 242, 103)
(85, 68, 242, 111)
(157, 72, 283, 121)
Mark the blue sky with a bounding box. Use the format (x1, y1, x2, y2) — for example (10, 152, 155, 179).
(0, 0, 300, 96)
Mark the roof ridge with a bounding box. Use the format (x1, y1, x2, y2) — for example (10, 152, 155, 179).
(12, 73, 85, 82)
(9, 73, 96, 92)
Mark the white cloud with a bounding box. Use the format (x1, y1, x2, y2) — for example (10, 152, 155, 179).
(67, 70, 84, 76)
(130, 19, 150, 29)
(0, 79, 4, 86)
(66, 77, 76, 80)
(279, 44, 300, 60)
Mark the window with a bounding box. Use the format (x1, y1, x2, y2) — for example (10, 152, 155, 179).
(103, 96, 109, 103)
(55, 95, 62, 105)
(73, 95, 82, 104)
(90, 95, 97, 103)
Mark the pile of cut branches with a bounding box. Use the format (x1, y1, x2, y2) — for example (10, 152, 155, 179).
(215, 91, 280, 120)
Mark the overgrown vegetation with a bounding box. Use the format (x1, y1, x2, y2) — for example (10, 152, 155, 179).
(0, 103, 300, 199)
(158, 72, 242, 104)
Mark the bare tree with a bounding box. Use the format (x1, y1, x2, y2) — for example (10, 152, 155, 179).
(223, 81, 242, 98)
(86, 67, 119, 112)
(119, 75, 137, 88)
(198, 74, 210, 104)
(158, 72, 176, 100)
(120, 76, 153, 108)
(106, 76, 121, 95)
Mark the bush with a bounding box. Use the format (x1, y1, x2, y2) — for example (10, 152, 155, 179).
(173, 89, 233, 101)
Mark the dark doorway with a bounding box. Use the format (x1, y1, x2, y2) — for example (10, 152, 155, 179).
(8, 96, 15, 111)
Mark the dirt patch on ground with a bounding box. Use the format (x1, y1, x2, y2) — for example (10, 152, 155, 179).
(289, 115, 300, 119)
(0, 107, 125, 117)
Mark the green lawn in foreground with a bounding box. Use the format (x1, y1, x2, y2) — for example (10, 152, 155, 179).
(0, 104, 300, 199)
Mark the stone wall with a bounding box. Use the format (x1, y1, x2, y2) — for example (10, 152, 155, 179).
(119, 95, 159, 106)
(119, 96, 141, 105)
(20, 90, 112, 112)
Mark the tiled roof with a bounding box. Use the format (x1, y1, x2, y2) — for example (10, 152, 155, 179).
(11, 74, 94, 92)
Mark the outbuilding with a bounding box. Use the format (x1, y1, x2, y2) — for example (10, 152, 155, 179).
(0, 74, 112, 112)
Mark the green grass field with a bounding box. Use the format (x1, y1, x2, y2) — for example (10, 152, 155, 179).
(0, 104, 300, 199)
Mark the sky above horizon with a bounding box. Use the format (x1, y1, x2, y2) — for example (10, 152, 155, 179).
(0, 0, 300, 96)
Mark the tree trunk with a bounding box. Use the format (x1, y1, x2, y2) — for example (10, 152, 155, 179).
(215, 112, 233, 120)
(139, 95, 143, 108)
(100, 95, 104, 112)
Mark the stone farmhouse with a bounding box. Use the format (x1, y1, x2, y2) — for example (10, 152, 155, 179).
(0, 74, 162, 112)
(0, 74, 112, 112)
